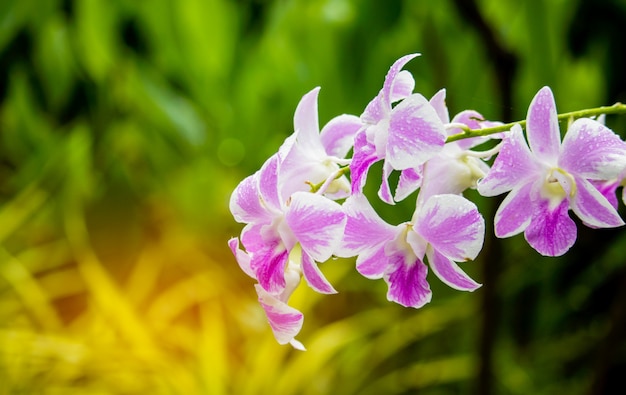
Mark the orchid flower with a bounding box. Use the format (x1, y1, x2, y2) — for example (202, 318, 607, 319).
(350, 54, 447, 204)
(478, 86, 626, 256)
(336, 193, 484, 308)
(229, 153, 347, 348)
(280, 87, 361, 199)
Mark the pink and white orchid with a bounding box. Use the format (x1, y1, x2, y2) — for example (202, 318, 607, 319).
(336, 193, 484, 308)
(228, 85, 365, 349)
(478, 86, 626, 256)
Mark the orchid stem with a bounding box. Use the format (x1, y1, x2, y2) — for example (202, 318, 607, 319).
(446, 102, 626, 143)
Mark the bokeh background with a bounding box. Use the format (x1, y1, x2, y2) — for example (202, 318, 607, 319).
(1, 0, 626, 394)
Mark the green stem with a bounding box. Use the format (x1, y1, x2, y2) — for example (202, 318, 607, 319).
(446, 102, 626, 143)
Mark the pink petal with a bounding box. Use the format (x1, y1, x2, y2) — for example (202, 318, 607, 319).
(285, 192, 346, 262)
(450, 110, 488, 150)
(591, 179, 620, 210)
(382, 54, 420, 107)
(350, 131, 381, 195)
(385, 252, 432, 308)
(361, 93, 386, 125)
(229, 173, 270, 224)
(355, 243, 390, 279)
(493, 181, 535, 238)
(395, 166, 423, 201)
(478, 125, 541, 197)
(277, 132, 296, 161)
(258, 154, 282, 212)
(560, 118, 626, 180)
(426, 247, 481, 291)
(450, 110, 484, 131)
(320, 114, 363, 158)
(228, 237, 255, 278)
(293, 87, 324, 153)
(301, 251, 337, 294)
(414, 194, 485, 262)
(335, 194, 396, 258)
(389, 70, 415, 103)
(386, 94, 446, 170)
(526, 86, 560, 162)
(429, 88, 450, 123)
(378, 160, 395, 205)
(255, 284, 305, 349)
(571, 176, 624, 228)
(251, 240, 289, 294)
(524, 198, 576, 256)
(240, 223, 267, 253)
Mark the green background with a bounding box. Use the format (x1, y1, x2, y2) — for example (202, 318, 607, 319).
(1, 0, 625, 394)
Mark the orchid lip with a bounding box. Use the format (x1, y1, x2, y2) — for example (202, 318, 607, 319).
(542, 167, 577, 199)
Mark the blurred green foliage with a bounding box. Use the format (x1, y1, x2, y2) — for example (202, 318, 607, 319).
(1, 0, 626, 394)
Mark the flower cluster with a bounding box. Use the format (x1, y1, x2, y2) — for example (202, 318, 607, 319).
(229, 54, 626, 349)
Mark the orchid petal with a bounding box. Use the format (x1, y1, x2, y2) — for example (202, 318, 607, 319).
(382, 53, 420, 107)
(355, 243, 390, 279)
(386, 94, 446, 170)
(361, 93, 385, 125)
(395, 166, 423, 201)
(255, 284, 304, 349)
(417, 156, 453, 203)
(524, 198, 576, 256)
(415, 194, 485, 261)
(229, 173, 270, 224)
(251, 240, 289, 294)
(450, 110, 488, 150)
(450, 110, 484, 131)
(240, 223, 266, 254)
(320, 114, 362, 158)
(285, 192, 346, 262)
(385, 252, 431, 308)
(560, 118, 626, 180)
(293, 87, 324, 154)
(301, 251, 337, 294)
(494, 181, 534, 238)
(429, 88, 450, 123)
(426, 247, 481, 291)
(390, 70, 415, 103)
(228, 237, 255, 278)
(350, 131, 381, 194)
(277, 132, 296, 162)
(526, 86, 560, 162)
(378, 160, 395, 205)
(478, 125, 540, 197)
(258, 154, 282, 211)
(591, 179, 620, 210)
(571, 176, 624, 228)
(336, 194, 396, 257)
